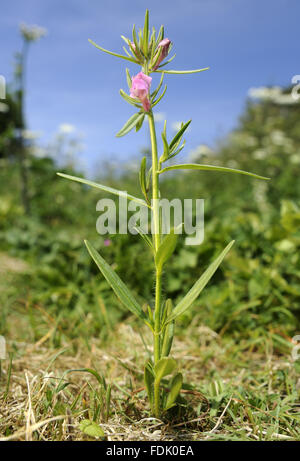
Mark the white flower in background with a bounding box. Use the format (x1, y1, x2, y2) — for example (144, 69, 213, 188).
(20, 23, 47, 42)
(290, 153, 300, 164)
(0, 102, 9, 113)
(22, 129, 42, 140)
(188, 144, 213, 162)
(248, 86, 282, 101)
(248, 86, 298, 105)
(253, 149, 267, 160)
(58, 123, 76, 134)
(270, 130, 286, 146)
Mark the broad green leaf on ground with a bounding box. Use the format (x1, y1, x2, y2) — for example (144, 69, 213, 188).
(85, 240, 146, 322)
(57, 172, 150, 208)
(165, 373, 183, 411)
(166, 240, 235, 323)
(159, 163, 270, 180)
(144, 361, 154, 411)
(154, 357, 177, 383)
(79, 419, 105, 439)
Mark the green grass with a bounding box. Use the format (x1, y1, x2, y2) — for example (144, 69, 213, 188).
(0, 261, 299, 441)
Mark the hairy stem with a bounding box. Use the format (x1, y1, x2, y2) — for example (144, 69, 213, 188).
(148, 110, 162, 417)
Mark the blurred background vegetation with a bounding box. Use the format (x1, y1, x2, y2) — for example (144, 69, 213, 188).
(1, 25, 300, 355)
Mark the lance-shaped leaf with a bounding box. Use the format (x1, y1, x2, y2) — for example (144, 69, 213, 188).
(139, 156, 147, 200)
(144, 361, 155, 412)
(166, 240, 235, 324)
(161, 300, 175, 357)
(125, 68, 132, 89)
(88, 39, 138, 64)
(85, 240, 147, 322)
(135, 114, 145, 132)
(119, 90, 142, 109)
(155, 226, 181, 273)
(134, 227, 154, 253)
(56, 172, 150, 208)
(158, 163, 270, 180)
(154, 357, 177, 384)
(169, 120, 191, 153)
(116, 112, 144, 137)
(151, 72, 164, 101)
(157, 54, 176, 68)
(142, 9, 149, 56)
(152, 85, 167, 107)
(165, 373, 183, 411)
(160, 123, 169, 163)
(154, 67, 210, 74)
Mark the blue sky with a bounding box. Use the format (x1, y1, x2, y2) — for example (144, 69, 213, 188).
(1, 0, 299, 174)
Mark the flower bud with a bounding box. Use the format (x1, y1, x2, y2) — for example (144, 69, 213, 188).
(153, 38, 171, 70)
(130, 72, 152, 112)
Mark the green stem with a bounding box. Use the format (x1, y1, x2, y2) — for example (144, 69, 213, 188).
(148, 110, 162, 418)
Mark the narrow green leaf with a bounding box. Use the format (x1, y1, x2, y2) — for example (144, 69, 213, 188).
(123, 46, 133, 58)
(152, 85, 167, 107)
(139, 156, 147, 199)
(151, 46, 163, 71)
(144, 361, 155, 411)
(57, 172, 150, 208)
(169, 120, 191, 152)
(85, 240, 147, 322)
(157, 54, 176, 68)
(166, 241, 235, 323)
(119, 90, 142, 109)
(154, 67, 210, 74)
(167, 141, 186, 160)
(151, 72, 165, 100)
(135, 114, 145, 132)
(149, 27, 156, 61)
(158, 163, 270, 180)
(155, 226, 180, 273)
(132, 24, 142, 59)
(134, 227, 154, 253)
(116, 111, 144, 137)
(88, 39, 138, 64)
(165, 373, 183, 411)
(154, 357, 177, 383)
(155, 25, 164, 47)
(161, 300, 174, 357)
(125, 68, 132, 89)
(160, 130, 169, 163)
(143, 9, 149, 55)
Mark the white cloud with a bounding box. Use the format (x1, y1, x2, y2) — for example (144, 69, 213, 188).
(58, 123, 76, 134)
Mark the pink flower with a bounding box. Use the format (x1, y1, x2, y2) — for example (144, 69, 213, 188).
(130, 72, 152, 112)
(104, 239, 111, 247)
(153, 38, 171, 70)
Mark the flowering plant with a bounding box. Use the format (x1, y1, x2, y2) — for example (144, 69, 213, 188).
(58, 10, 269, 418)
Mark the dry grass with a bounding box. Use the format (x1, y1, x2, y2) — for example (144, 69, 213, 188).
(1, 322, 299, 441)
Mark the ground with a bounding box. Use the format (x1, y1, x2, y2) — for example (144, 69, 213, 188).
(0, 253, 299, 441)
